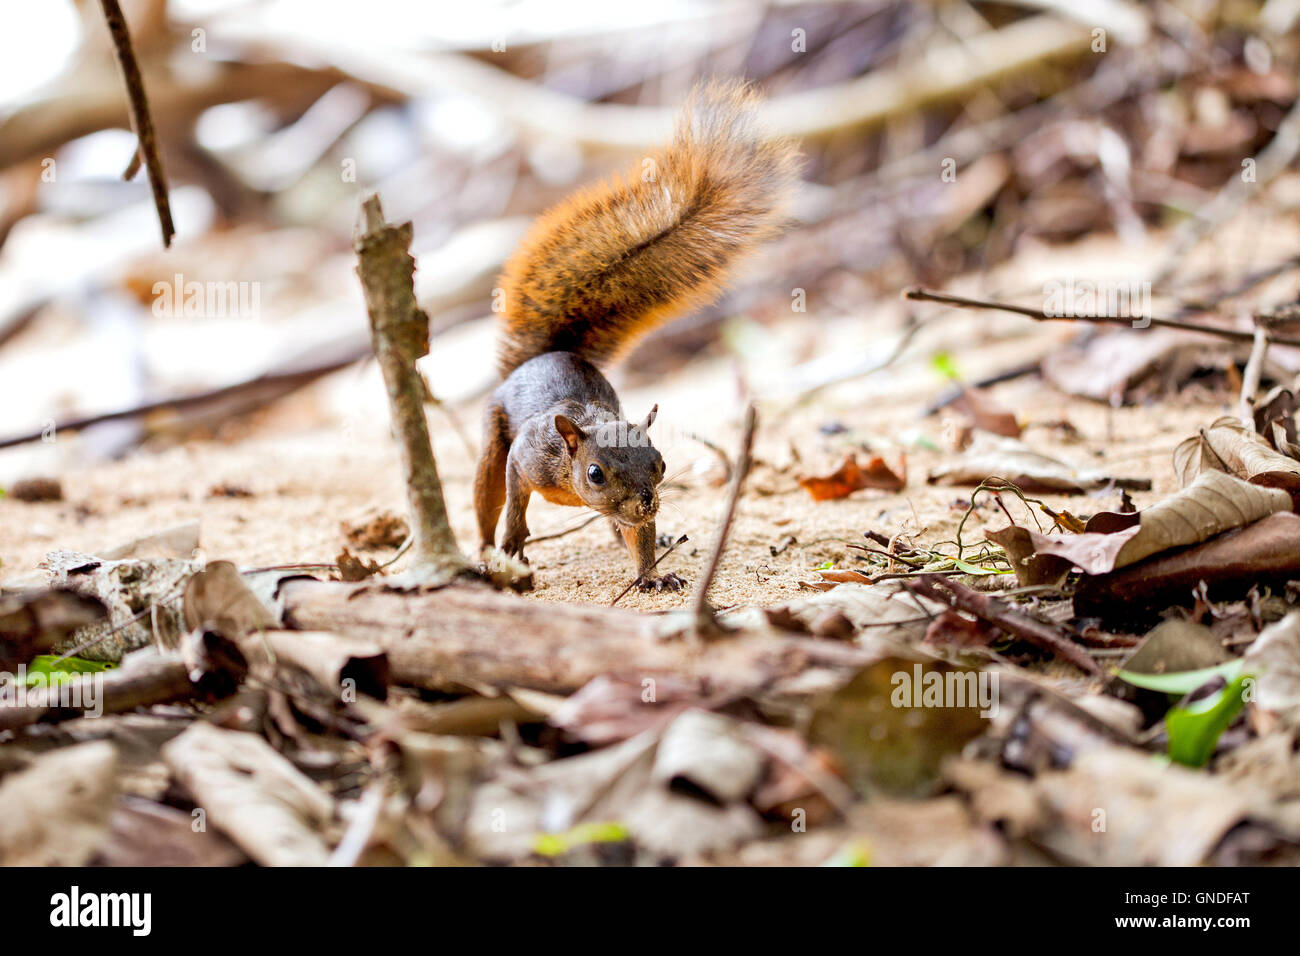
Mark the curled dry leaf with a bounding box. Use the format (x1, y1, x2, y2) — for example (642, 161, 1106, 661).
(993, 471, 1291, 581)
(182, 560, 279, 635)
(798, 453, 905, 501)
(1174, 416, 1300, 501)
(1252, 386, 1300, 459)
(652, 709, 767, 805)
(928, 435, 1149, 493)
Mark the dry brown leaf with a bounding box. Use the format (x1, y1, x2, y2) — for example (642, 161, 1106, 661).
(1174, 416, 1300, 497)
(182, 560, 279, 635)
(1074, 511, 1300, 622)
(336, 548, 382, 582)
(1254, 386, 1300, 455)
(928, 435, 1149, 493)
(949, 386, 1021, 438)
(798, 453, 905, 500)
(816, 569, 874, 585)
(995, 471, 1291, 579)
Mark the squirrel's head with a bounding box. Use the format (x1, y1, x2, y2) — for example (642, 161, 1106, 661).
(555, 405, 665, 526)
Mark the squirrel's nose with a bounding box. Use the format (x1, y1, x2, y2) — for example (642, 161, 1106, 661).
(639, 488, 654, 512)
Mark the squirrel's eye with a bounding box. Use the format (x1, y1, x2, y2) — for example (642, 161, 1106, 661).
(587, 464, 605, 485)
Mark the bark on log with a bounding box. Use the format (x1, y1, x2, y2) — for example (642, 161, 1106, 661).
(278, 579, 881, 695)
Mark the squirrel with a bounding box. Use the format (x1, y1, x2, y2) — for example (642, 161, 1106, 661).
(473, 79, 800, 589)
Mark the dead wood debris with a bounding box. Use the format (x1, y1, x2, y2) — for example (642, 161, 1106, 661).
(11, 3, 1300, 870)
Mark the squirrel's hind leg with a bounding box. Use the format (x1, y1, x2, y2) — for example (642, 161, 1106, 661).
(473, 404, 510, 551)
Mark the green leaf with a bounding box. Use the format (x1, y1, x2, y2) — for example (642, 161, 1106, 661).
(532, 821, 629, 858)
(815, 560, 834, 570)
(930, 351, 961, 381)
(951, 558, 1012, 576)
(822, 839, 872, 867)
(1166, 674, 1251, 768)
(1116, 659, 1242, 694)
(23, 654, 115, 686)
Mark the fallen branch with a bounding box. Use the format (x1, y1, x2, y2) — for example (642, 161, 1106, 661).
(903, 574, 1103, 676)
(902, 287, 1300, 349)
(98, 0, 174, 247)
(278, 578, 879, 696)
(222, 14, 1092, 147)
(0, 336, 367, 451)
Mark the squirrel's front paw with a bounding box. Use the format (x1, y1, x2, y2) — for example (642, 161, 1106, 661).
(636, 572, 687, 592)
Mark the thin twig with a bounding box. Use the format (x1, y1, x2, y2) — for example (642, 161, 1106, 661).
(610, 534, 690, 606)
(0, 344, 365, 450)
(902, 287, 1300, 349)
(904, 574, 1103, 676)
(691, 404, 758, 635)
(846, 544, 924, 570)
(99, 0, 174, 247)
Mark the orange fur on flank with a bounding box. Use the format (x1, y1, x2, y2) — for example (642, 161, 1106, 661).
(496, 79, 801, 376)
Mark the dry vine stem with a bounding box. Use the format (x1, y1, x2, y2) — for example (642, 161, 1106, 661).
(99, 0, 174, 247)
(354, 194, 468, 584)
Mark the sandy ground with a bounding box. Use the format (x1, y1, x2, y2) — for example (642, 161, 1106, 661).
(0, 235, 1235, 617)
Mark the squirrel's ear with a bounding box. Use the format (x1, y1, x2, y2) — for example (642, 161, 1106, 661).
(641, 404, 659, 431)
(554, 415, 585, 455)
